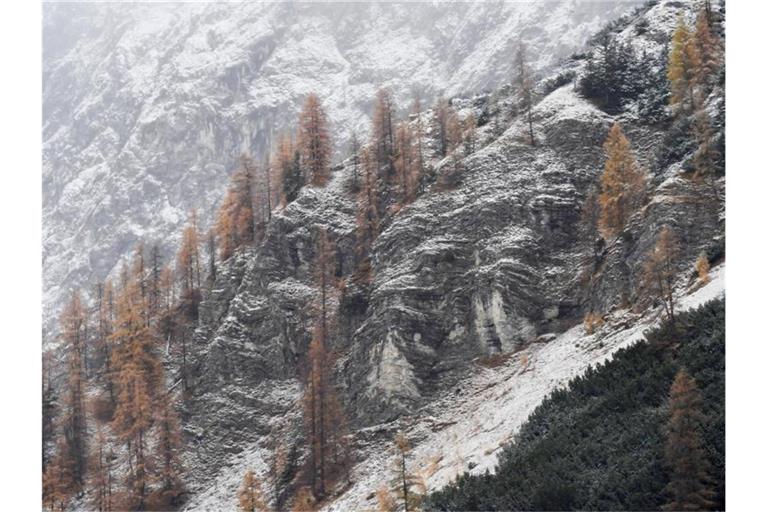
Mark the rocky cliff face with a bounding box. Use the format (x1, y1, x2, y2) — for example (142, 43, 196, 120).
(179, 1, 725, 506)
(43, 0, 726, 508)
(42, 0, 641, 342)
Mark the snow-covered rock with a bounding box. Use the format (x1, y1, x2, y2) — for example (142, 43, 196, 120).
(42, 0, 642, 341)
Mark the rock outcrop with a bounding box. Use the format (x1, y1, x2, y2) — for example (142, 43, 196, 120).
(42, 0, 641, 343)
(180, 1, 725, 503)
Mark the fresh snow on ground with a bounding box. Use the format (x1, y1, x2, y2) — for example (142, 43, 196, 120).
(183, 265, 724, 511)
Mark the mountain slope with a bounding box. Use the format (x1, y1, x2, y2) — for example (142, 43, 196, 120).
(41, 1, 726, 510)
(184, 267, 724, 511)
(426, 297, 725, 511)
(42, 0, 641, 340)
(179, 0, 725, 507)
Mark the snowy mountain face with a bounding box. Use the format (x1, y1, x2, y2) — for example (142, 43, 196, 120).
(173, 0, 724, 506)
(42, 0, 641, 341)
(40, 0, 728, 509)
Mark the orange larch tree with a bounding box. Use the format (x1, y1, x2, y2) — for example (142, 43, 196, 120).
(354, 146, 380, 281)
(88, 424, 114, 512)
(177, 211, 202, 303)
(60, 289, 89, 491)
(298, 93, 332, 187)
(372, 88, 397, 178)
(663, 369, 716, 511)
(394, 121, 417, 205)
(597, 122, 646, 239)
(641, 225, 680, 325)
(238, 470, 268, 512)
(302, 228, 350, 499)
(149, 392, 185, 509)
(216, 156, 258, 260)
(109, 274, 163, 510)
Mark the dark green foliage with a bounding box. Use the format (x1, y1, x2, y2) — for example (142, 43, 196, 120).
(577, 37, 648, 114)
(654, 113, 696, 173)
(541, 70, 576, 96)
(426, 300, 725, 511)
(637, 48, 671, 125)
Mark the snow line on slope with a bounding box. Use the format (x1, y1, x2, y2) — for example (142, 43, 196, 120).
(184, 264, 723, 511)
(324, 264, 725, 511)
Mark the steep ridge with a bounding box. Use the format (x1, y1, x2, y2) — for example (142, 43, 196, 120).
(41, 0, 727, 509)
(180, 2, 724, 510)
(42, 0, 641, 341)
(180, 0, 725, 507)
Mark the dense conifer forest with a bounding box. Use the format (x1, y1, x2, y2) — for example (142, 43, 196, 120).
(427, 299, 725, 511)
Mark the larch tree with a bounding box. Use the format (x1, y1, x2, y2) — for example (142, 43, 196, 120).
(290, 487, 316, 512)
(298, 93, 332, 187)
(302, 228, 349, 498)
(348, 131, 361, 193)
(216, 156, 258, 260)
(597, 122, 646, 239)
(113, 352, 154, 510)
(42, 350, 58, 470)
(60, 289, 89, 491)
(159, 265, 175, 321)
(94, 279, 116, 406)
(579, 187, 602, 303)
(435, 97, 450, 157)
(110, 276, 163, 510)
(446, 110, 463, 155)
(394, 122, 417, 205)
(354, 146, 379, 282)
(695, 252, 711, 284)
(640, 225, 680, 325)
(206, 228, 217, 284)
(150, 392, 185, 509)
(149, 244, 162, 320)
(692, 8, 722, 96)
(376, 485, 397, 512)
(372, 88, 397, 178)
(411, 91, 425, 177)
(435, 97, 460, 157)
(88, 424, 113, 512)
(662, 369, 716, 511)
(43, 437, 75, 512)
(177, 212, 202, 306)
(269, 436, 288, 507)
(238, 470, 268, 512)
(132, 242, 148, 326)
(275, 133, 304, 206)
(389, 432, 425, 512)
(157, 264, 176, 361)
(692, 105, 719, 183)
(262, 152, 274, 223)
(515, 42, 535, 146)
(119, 259, 130, 292)
(667, 17, 698, 114)
(668, 12, 722, 186)
(172, 222, 198, 389)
